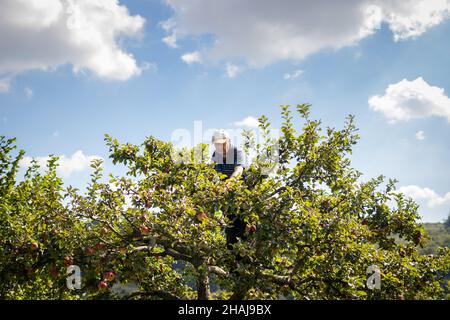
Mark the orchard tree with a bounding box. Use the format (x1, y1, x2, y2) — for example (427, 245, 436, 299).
(1, 104, 449, 300)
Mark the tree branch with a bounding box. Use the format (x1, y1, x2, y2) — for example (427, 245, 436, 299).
(128, 290, 181, 300)
(208, 266, 228, 277)
(132, 245, 193, 262)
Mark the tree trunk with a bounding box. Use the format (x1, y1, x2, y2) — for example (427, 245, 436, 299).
(230, 281, 250, 300)
(196, 268, 210, 300)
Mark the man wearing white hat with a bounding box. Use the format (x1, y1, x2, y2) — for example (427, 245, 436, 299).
(211, 129, 246, 250)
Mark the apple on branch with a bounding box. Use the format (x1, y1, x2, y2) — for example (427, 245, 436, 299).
(140, 225, 151, 235)
(96, 242, 106, 250)
(103, 271, 116, 282)
(246, 224, 257, 233)
(49, 265, 59, 279)
(196, 212, 208, 222)
(98, 281, 108, 290)
(63, 256, 73, 267)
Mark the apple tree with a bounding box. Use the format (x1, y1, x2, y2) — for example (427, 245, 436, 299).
(1, 104, 449, 300)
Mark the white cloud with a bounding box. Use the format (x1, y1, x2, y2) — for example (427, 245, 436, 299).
(225, 63, 241, 78)
(384, 0, 450, 41)
(162, 0, 450, 68)
(162, 33, 178, 48)
(0, 0, 145, 84)
(24, 86, 33, 99)
(233, 116, 259, 128)
(415, 130, 425, 140)
(20, 150, 103, 178)
(398, 185, 450, 207)
(284, 69, 304, 80)
(181, 51, 202, 64)
(0, 78, 11, 93)
(369, 77, 450, 123)
(397, 185, 450, 222)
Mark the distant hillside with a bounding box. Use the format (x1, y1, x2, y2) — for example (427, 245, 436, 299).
(422, 222, 450, 255)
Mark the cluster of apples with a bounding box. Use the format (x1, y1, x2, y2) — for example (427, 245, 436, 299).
(86, 242, 107, 255)
(98, 271, 116, 290)
(42, 255, 73, 279)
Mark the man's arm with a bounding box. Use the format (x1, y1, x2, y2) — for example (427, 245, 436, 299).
(228, 148, 245, 180)
(229, 165, 243, 180)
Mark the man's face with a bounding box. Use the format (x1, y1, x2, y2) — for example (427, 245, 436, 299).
(214, 139, 230, 154)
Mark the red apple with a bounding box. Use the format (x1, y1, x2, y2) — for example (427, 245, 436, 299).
(96, 242, 106, 250)
(246, 224, 257, 233)
(98, 281, 108, 290)
(100, 227, 109, 235)
(140, 225, 151, 235)
(49, 266, 58, 278)
(103, 271, 116, 282)
(63, 256, 73, 267)
(196, 212, 207, 222)
(30, 242, 39, 250)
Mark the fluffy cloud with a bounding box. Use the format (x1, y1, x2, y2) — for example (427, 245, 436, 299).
(0, 0, 145, 85)
(398, 185, 450, 207)
(415, 130, 425, 140)
(397, 185, 450, 222)
(233, 116, 259, 128)
(20, 150, 103, 178)
(181, 51, 202, 64)
(225, 63, 242, 78)
(369, 77, 450, 123)
(162, 0, 450, 67)
(385, 0, 450, 41)
(162, 34, 178, 48)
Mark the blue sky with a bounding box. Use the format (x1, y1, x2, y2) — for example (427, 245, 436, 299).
(1, 0, 450, 222)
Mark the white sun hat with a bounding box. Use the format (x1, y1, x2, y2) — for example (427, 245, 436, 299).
(211, 129, 230, 144)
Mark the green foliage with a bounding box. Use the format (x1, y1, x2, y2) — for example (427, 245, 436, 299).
(1, 105, 449, 300)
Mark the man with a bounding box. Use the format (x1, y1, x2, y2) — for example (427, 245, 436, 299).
(211, 129, 246, 250)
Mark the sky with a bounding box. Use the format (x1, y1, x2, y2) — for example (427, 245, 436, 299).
(1, 0, 450, 222)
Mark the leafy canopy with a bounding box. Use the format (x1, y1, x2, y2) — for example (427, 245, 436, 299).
(1, 104, 449, 300)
